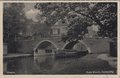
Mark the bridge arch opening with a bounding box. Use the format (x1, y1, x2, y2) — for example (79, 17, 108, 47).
(62, 40, 91, 53)
(34, 40, 58, 55)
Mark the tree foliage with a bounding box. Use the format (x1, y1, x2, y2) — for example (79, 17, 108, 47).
(3, 3, 26, 42)
(34, 2, 117, 42)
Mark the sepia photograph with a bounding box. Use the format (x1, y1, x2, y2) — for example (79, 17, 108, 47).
(2, 1, 118, 75)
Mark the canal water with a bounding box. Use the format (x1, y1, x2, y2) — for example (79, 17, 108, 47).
(3, 54, 116, 74)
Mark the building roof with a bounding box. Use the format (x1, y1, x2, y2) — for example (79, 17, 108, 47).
(54, 19, 69, 26)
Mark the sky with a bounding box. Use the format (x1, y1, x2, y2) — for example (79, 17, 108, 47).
(24, 3, 42, 22)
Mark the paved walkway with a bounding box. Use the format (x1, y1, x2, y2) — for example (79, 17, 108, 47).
(3, 53, 33, 59)
(97, 54, 117, 68)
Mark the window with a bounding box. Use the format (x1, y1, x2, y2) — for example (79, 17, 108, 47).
(51, 28, 60, 35)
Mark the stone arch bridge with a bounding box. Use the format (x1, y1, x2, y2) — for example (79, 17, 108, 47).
(17, 36, 111, 55)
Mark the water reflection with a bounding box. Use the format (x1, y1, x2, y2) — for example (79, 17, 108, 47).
(34, 56, 55, 72)
(3, 55, 81, 74)
(3, 54, 116, 74)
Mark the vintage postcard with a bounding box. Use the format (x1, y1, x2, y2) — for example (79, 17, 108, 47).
(0, 0, 120, 78)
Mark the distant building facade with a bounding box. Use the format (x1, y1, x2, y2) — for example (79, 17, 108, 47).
(50, 19, 68, 37)
(85, 24, 99, 38)
(50, 19, 99, 38)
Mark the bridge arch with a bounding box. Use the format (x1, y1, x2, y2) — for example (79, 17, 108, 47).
(62, 40, 91, 53)
(34, 40, 58, 51)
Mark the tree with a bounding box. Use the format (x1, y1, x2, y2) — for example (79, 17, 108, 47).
(24, 19, 51, 38)
(3, 3, 26, 53)
(3, 3, 26, 42)
(34, 2, 117, 42)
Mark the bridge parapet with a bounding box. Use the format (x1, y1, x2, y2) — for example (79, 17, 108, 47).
(17, 36, 111, 54)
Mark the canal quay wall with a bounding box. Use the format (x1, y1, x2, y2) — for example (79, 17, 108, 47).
(16, 37, 111, 55)
(3, 43, 8, 55)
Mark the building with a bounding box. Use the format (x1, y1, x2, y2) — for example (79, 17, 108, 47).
(85, 24, 99, 38)
(50, 19, 69, 37)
